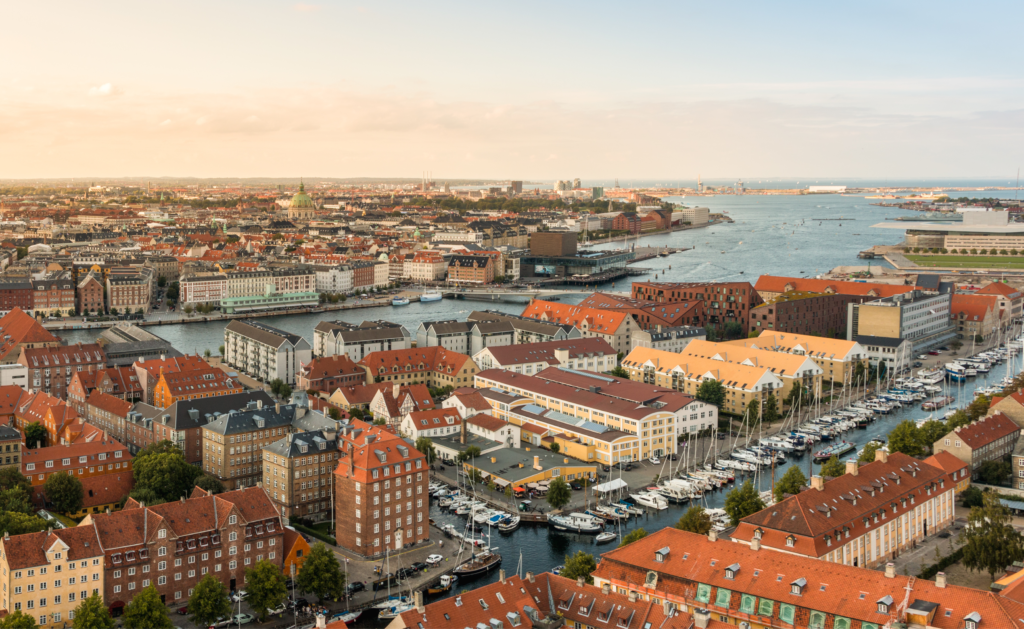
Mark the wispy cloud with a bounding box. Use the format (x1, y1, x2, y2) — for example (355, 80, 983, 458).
(293, 3, 321, 12)
(88, 83, 119, 97)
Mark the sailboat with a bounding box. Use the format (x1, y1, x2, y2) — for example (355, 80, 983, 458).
(453, 464, 502, 580)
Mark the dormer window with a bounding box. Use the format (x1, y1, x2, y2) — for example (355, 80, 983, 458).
(725, 563, 740, 580)
(655, 547, 670, 563)
(754, 528, 763, 540)
(877, 595, 893, 614)
(790, 578, 806, 596)
(786, 535, 795, 548)
(964, 611, 981, 629)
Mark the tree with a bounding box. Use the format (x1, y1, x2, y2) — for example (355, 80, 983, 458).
(414, 437, 436, 464)
(133, 450, 202, 503)
(961, 486, 984, 508)
(946, 409, 971, 431)
(0, 467, 32, 497)
(194, 474, 225, 495)
(619, 528, 647, 547)
(123, 584, 173, 629)
(0, 511, 48, 536)
(560, 550, 597, 584)
(978, 459, 1011, 485)
(723, 321, 743, 340)
(820, 455, 846, 479)
(456, 446, 482, 462)
(858, 442, 881, 464)
(73, 592, 115, 629)
(189, 574, 231, 629)
(774, 466, 807, 502)
(157, 276, 167, 288)
(763, 393, 780, 424)
(203, 348, 211, 359)
(918, 420, 949, 453)
(296, 543, 346, 601)
(887, 420, 923, 457)
(975, 334, 985, 344)
(0, 488, 32, 515)
(546, 477, 572, 511)
(745, 398, 761, 424)
(218, 344, 225, 356)
(960, 492, 1024, 581)
(24, 422, 46, 449)
(966, 395, 990, 422)
(610, 366, 630, 378)
(0, 611, 37, 629)
(549, 442, 561, 454)
(676, 506, 712, 534)
(695, 379, 726, 407)
(183, 305, 193, 315)
(246, 559, 289, 621)
(853, 362, 866, 386)
(44, 471, 83, 514)
(724, 481, 765, 526)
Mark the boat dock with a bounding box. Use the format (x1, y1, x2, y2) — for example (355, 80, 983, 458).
(922, 396, 954, 410)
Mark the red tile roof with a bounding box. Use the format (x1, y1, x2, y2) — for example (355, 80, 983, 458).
(358, 346, 472, 377)
(0, 308, 59, 361)
(754, 276, 919, 298)
(300, 354, 363, 381)
(20, 343, 106, 368)
(521, 300, 629, 333)
(86, 390, 133, 418)
(949, 411, 1020, 449)
(158, 368, 240, 397)
(447, 389, 491, 413)
(976, 281, 1022, 299)
(466, 412, 507, 432)
(405, 408, 461, 429)
(482, 337, 615, 366)
(393, 575, 544, 629)
(950, 294, 999, 321)
(1, 525, 103, 570)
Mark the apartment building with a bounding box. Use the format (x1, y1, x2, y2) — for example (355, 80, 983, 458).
(367, 383, 434, 426)
(520, 300, 635, 355)
(18, 343, 106, 400)
(398, 408, 462, 440)
(732, 451, 956, 568)
(0, 526, 104, 629)
(132, 354, 208, 405)
(730, 331, 870, 387)
(349, 260, 389, 291)
(933, 412, 1020, 477)
(750, 290, 861, 337)
(313, 264, 353, 294)
(67, 366, 143, 417)
(152, 368, 243, 408)
(22, 433, 133, 517)
(83, 391, 133, 442)
(950, 293, 1002, 342)
(447, 255, 495, 284)
(201, 400, 299, 490)
(178, 274, 226, 307)
(467, 311, 582, 344)
(847, 283, 958, 352)
(0, 281, 35, 317)
(631, 281, 763, 331)
(472, 337, 616, 375)
(414, 320, 515, 356)
(106, 270, 153, 314)
(631, 325, 706, 352)
(76, 272, 104, 315)
(621, 346, 784, 418)
(754, 275, 919, 301)
(0, 308, 62, 364)
(31, 271, 75, 317)
(358, 346, 478, 388)
(681, 339, 823, 403)
(312, 320, 411, 360)
(262, 430, 339, 522)
(334, 424, 430, 558)
(80, 486, 284, 610)
(224, 320, 312, 386)
(0, 425, 21, 468)
(295, 354, 365, 393)
(578, 292, 705, 330)
(976, 280, 1023, 321)
(404, 251, 447, 282)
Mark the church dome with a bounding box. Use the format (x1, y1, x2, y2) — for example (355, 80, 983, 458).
(290, 181, 314, 209)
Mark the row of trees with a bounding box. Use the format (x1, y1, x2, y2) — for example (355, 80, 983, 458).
(907, 247, 1023, 256)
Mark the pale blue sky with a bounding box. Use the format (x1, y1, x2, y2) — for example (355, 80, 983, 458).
(2, 1, 1022, 179)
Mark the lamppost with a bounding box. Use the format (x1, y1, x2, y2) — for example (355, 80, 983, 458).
(290, 563, 298, 627)
(344, 558, 350, 609)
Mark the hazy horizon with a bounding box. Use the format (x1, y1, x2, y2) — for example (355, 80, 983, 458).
(4, 1, 1023, 179)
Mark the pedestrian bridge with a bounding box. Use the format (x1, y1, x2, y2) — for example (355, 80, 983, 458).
(440, 288, 588, 303)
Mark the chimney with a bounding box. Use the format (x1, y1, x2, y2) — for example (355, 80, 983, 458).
(275, 401, 281, 414)
(460, 418, 467, 445)
(601, 582, 610, 595)
(693, 609, 711, 629)
(663, 599, 673, 617)
(533, 456, 541, 471)
(554, 348, 569, 366)
(414, 590, 424, 613)
(708, 529, 718, 542)
(751, 538, 761, 551)
(846, 459, 859, 476)
(491, 457, 497, 464)
(936, 572, 946, 588)
(577, 576, 585, 588)
(657, 325, 662, 333)
(810, 475, 825, 491)
(885, 563, 896, 579)
(315, 614, 326, 629)
(499, 569, 506, 584)
(526, 571, 534, 583)
(875, 449, 888, 464)
(257, 399, 263, 410)
(628, 590, 637, 603)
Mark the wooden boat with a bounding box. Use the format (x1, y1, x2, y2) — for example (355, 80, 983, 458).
(427, 575, 457, 595)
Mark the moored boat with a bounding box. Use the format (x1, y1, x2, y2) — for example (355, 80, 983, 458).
(813, 441, 855, 462)
(392, 296, 410, 306)
(420, 289, 443, 302)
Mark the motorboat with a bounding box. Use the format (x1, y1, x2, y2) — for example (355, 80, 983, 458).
(392, 296, 410, 306)
(916, 367, 946, 384)
(498, 515, 520, 532)
(427, 575, 457, 595)
(813, 441, 855, 462)
(595, 531, 617, 544)
(330, 610, 362, 625)
(378, 601, 414, 619)
(548, 512, 605, 534)
(629, 492, 668, 510)
(595, 505, 629, 520)
(454, 548, 502, 580)
(616, 501, 644, 516)
(420, 289, 443, 302)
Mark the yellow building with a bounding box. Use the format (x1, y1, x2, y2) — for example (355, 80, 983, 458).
(0, 526, 104, 629)
(621, 347, 784, 417)
(680, 339, 822, 402)
(725, 331, 869, 387)
(462, 448, 598, 489)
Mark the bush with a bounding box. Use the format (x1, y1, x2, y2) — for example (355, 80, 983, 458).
(289, 521, 336, 546)
(919, 547, 964, 580)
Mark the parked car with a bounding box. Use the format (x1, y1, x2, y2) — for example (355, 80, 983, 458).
(345, 582, 366, 595)
(176, 606, 189, 615)
(232, 613, 255, 625)
(928, 350, 940, 355)
(410, 562, 428, 572)
(289, 597, 310, 609)
(231, 590, 248, 603)
(569, 482, 583, 490)
(649, 457, 661, 465)
(425, 554, 444, 566)
(267, 602, 288, 615)
(396, 567, 416, 579)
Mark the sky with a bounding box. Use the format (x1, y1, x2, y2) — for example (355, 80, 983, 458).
(2, 1, 1023, 180)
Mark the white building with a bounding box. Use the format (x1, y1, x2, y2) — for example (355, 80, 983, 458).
(223, 320, 312, 385)
(405, 252, 448, 282)
(472, 338, 616, 375)
(314, 265, 354, 294)
(630, 326, 706, 352)
(415, 320, 515, 356)
(432, 232, 484, 245)
(312, 320, 411, 360)
(672, 206, 710, 225)
(0, 363, 29, 390)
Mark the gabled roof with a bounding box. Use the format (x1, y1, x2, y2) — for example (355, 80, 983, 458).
(405, 408, 461, 429)
(481, 337, 615, 367)
(976, 281, 1022, 299)
(754, 276, 919, 298)
(85, 390, 133, 418)
(393, 574, 543, 629)
(0, 308, 59, 361)
(521, 300, 629, 333)
(948, 412, 1020, 449)
(2, 525, 103, 570)
(300, 355, 362, 381)
(950, 293, 999, 321)
(358, 346, 471, 376)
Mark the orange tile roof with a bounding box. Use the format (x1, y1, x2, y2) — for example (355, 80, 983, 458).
(465, 412, 506, 432)
(1, 525, 103, 570)
(521, 299, 629, 333)
(950, 293, 999, 321)
(86, 390, 133, 417)
(158, 368, 240, 397)
(949, 411, 1020, 449)
(754, 276, 919, 298)
(976, 281, 1023, 299)
(0, 307, 59, 361)
(300, 355, 363, 381)
(405, 408, 461, 429)
(358, 346, 471, 377)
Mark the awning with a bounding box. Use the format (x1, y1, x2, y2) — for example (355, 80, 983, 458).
(527, 482, 540, 489)
(594, 478, 628, 493)
(1001, 499, 1024, 511)
(493, 478, 510, 488)
(513, 486, 526, 493)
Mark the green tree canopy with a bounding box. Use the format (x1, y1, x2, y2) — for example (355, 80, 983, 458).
(414, 437, 436, 464)
(296, 543, 346, 602)
(0, 467, 31, 496)
(918, 420, 949, 453)
(246, 559, 289, 621)
(610, 366, 630, 378)
(858, 443, 881, 463)
(946, 409, 972, 431)
(675, 506, 712, 535)
(72, 592, 115, 629)
(619, 528, 647, 547)
(549, 442, 561, 454)
(763, 393, 780, 423)
(960, 492, 1024, 580)
(560, 550, 597, 584)
(546, 477, 572, 511)
(456, 445, 483, 462)
(122, 584, 173, 629)
(695, 380, 726, 407)
(133, 449, 202, 503)
(0, 511, 48, 536)
(977, 460, 1011, 486)
(0, 488, 32, 515)
(819, 455, 846, 479)
(189, 574, 231, 629)
(887, 420, 923, 457)
(0, 610, 37, 629)
(966, 395, 991, 422)
(24, 422, 46, 449)
(774, 466, 807, 502)
(724, 481, 765, 526)
(44, 471, 84, 514)
(961, 486, 984, 508)
(194, 475, 225, 495)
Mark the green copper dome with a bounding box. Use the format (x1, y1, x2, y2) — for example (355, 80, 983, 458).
(290, 181, 314, 209)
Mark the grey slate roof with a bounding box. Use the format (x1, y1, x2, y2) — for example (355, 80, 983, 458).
(264, 429, 338, 459)
(225, 320, 306, 349)
(203, 402, 298, 436)
(157, 391, 276, 431)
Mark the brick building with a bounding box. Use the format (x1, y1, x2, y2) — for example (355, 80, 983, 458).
(0, 308, 61, 364)
(750, 290, 861, 337)
(262, 429, 339, 522)
(631, 281, 763, 332)
(0, 281, 34, 316)
(447, 255, 494, 284)
(80, 486, 284, 611)
(31, 271, 75, 318)
(132, 354, 208, 405)
(152, 368, 243, 408)
(612, 213, 641, 234)
(296, 355, 365, 394)
(334, 423, 429, 558)
(22, 431, 133, 517)
(18, 343, 106, 400)
(77, 272, 105, 315)
(577, 292, 704, 330)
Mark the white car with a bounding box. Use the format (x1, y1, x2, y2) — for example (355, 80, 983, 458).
(650, 457, 661, 465)
(425, 554, 444, 566)
(231, 590, 248, 603)
(267, 602, 288, 616)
